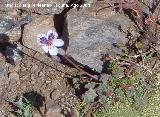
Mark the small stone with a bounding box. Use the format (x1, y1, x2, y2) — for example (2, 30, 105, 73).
(32, 113, 42, 117)
(46, 107, 63, 117)
(31, 80, 36, 84)
(9, 72, 20, 84)
(46, 80, 52, 84)
(30, 74, 36, 84)
(31, 64, 38, 72)
(39, 72, 45, 77)
(5, 44, 22, 64)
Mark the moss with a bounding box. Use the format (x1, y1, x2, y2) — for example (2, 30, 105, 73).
(141, 89, 160, 117)
(93, 89, 160, 117)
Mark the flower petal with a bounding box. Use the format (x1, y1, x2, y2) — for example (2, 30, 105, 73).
(42, 45, 49, 53)
(37, 34, 47, 45)
(53, 39, 64, 47)
(49, 46, 58, 55)
(47, 29, 58, 40)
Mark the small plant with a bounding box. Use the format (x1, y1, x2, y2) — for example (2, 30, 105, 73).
(73, 57, 149, 106)
(71, 1, 160, 115)
(10, 96, 33, 117)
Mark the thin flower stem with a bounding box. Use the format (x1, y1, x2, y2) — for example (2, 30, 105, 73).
(63, 55, 98, 80)
(96, 6, 111, 15)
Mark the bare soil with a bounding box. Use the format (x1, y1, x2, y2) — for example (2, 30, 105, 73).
(0, 45, 79, 116)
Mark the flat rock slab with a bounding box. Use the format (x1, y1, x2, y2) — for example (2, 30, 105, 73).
(22, 15, 54, 53)
(66, 6, 132, 72)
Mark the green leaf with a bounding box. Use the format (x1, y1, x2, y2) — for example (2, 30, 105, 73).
(96, 84, 107, 96)
(98, 95, 109, 104)
(10, 96, 33, 117)
(85, 82, 96, 89)
(73, 78, 80, 84)
(82, 88, 97, 102)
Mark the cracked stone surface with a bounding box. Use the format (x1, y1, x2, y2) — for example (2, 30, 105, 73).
(66, 5, 133, 72)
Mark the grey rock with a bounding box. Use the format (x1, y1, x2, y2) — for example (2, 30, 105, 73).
(5, 44, 22, 64)
(0, 15, 31, 43)
(9, 72, 20, 85)
(15, 15, 32, 27)
(0, 20, 15, 33)
(66, 7, 132, 72)
(0, 19, 21, 43)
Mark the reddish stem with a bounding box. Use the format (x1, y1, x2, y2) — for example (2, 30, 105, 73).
(63, 55, 98, 80)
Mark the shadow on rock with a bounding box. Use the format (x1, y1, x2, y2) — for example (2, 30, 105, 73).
(0, 34, 23, 65)
(0, 34, 10, 55)
(54, 13, 69, 52)
(54, 0, 85, 51)
(59, 54, 100, 75)
(23, 91, 46, 117)
(23, 91, 45, 108)
(0, 33, 9, 43)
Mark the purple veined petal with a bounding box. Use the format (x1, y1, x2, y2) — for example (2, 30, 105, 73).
(49, 46, 58, 55)
(37, 34, 47, 45)
(53, 39, 64, 47)
(47, 29, 58, 40)
(42, 45, 49, 53)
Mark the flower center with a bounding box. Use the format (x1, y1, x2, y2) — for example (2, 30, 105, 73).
(46, 33, 54, 46)
(46, 39, 53, 46)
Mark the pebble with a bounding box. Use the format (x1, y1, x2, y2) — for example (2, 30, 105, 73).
(9, 72, 20, 85)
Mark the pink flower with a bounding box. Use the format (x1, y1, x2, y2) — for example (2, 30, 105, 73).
(37, 29, 64, 55)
